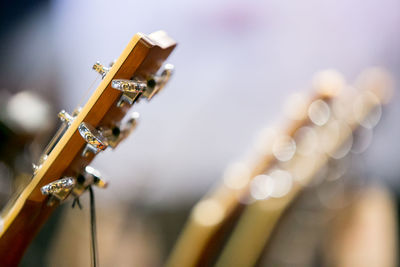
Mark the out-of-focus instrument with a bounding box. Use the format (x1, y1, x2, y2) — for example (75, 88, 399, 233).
(166, 68, 393, 267)
(0, 31, 176, 266)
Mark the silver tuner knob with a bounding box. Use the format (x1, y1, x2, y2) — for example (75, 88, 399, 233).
(72, 166, 108, 198)
(58, 110, 75, 125)
(143, 63, 174, 100)
(78, 122, 109, 156)
(92, 61, 109, 79)
(41, 177, 75, 203)
(112, 79, 147, 107)
(161, 63, 174, 80)
(106, 112, 139, 148)
(112, 79, 146, 93)
(84, 166, 108, 189)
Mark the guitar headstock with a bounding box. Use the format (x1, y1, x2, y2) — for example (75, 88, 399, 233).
(9, 31, 176, 205)
(0, 31, 176, 265)
(34, 31, 176, 203)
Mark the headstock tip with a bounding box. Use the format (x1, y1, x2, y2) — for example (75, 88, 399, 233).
(312, 69, 345, 98)
(147, 30, 177, 49)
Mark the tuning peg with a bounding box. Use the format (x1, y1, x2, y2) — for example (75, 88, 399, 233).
(84, 166, 108, 188)
(78, 122, 109, 156)
(72, 166, 108, 198)
(41, 177, 75, 204)
(143, 63, 174, 100)
(161, 63, 174, 78)
(112, 79, 147, 107)
(92, 61, 109, 79)
(40, 167, 108, 206)
(104, 112, 139, 148)
(111, 79, 146, 93)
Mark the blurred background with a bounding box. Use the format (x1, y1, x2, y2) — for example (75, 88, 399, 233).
(0, 0, 399, 266)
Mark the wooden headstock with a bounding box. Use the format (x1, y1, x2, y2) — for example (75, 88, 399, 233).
(0, 31, 176, 265)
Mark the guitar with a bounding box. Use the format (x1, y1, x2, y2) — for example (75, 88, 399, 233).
(166, 68, 394, 266)
(0, 30, 176, 266)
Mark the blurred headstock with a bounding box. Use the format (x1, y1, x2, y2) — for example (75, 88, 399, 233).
(167, 67, 393, 267)
(215, 68, 393, 267)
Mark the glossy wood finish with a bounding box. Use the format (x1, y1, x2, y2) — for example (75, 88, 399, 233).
(0, 31, 176, 266)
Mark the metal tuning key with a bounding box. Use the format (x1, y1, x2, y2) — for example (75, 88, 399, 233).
(41, 177, 76, 204)
(78, 122, 109, 156)
(40, 166, 108, 206)
(143, 63, 174, 100)
(111, 63, 174, 106)
(72, 166, 108, 198)
(103, 112, 140, 148)
(112, 79, 147, 92)
(112, 79, 147, 107)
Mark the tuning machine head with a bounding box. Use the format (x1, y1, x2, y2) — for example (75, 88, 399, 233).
(112, 79, 147, 107)
(72, 166, 108, 198)
(41, 177, 76, 205)
(142, 63, 174, 100)
(100, 112, 139, 148)
(112, 63, 174, 106)
(41, 166, 108, 206)
(78, 122, 109, 156)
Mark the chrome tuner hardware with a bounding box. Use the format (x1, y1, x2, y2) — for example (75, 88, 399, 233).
(84, 166, 108, 188)
(112, 79, 147, 92)
(32, 155, 47, 174)
(93, 61, 109, 79)
(103, 112, 140, 148)
(32, 108, 82, 175)
(58, 110, 75, 125)
(58, 108, 81, 125)
(41, 177, 75, 203)
(112, 79, 147, 107)
(78, 122, 109, 156)
(40, 166, 108, 206)
(143, 63, 174, 100)
(73, 166, 108, 197)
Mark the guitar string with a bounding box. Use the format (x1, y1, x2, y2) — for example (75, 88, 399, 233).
(76, 75, 100, 112)
(89, 186, 98, 267)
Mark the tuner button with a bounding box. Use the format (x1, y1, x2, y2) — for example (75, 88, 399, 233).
(143, 63, 174, 100)
(104, 112, 139, 148)
(78, 122, 109, 156)
(84, 166, 108, 188)
(41, 177, 75, 205)
(92, 61, 109, 79)
(111, 79, 147, 93)
(126, 111, 140, 126)
(161, 63, 174, 78)
(113, 79, 147, 107)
